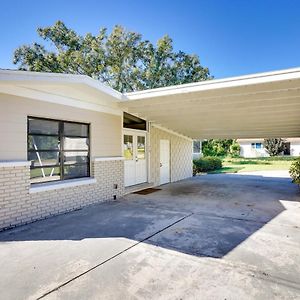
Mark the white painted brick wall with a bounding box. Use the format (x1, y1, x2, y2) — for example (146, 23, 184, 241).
(0, 160, 124, 230)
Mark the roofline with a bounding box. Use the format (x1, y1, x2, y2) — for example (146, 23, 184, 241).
(2, 66, 300, 102)
(0, 69, 124, 100)
(124, 67, 300, 100)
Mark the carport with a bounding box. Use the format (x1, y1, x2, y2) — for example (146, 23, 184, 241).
(120, 68, 300, 139)
(0, 68, 300, 299)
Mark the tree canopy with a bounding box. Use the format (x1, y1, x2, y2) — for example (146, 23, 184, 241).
(202, 139, 239, 157)
(263, 138, 286, 156)
(13, 21, 212, 92)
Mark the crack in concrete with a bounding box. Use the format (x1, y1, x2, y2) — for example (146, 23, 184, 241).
(36, 212, 194, 299)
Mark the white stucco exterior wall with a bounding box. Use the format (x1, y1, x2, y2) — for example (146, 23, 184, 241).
(290, 140, 300, 156)
(239, 141, 269, 158)
(238, 138, 300, 157)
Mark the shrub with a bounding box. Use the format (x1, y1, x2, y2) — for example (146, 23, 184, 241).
(202, 139, 232, 157)
(202, 139, 239, 157)
(289, 159, 300, 185)
(229, 142, 240, 157)
(193, 156, 222, 173)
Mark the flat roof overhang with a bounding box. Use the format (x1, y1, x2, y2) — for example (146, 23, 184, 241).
(120, 68, 300, 139)
(0, 69, 124, 116)
(1, 68, 300, 139)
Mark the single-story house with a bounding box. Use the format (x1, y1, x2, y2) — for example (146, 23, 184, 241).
(237, 138, 300, 158)
(1, 67, 300, 230)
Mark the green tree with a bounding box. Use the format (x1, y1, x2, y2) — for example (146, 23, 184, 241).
(263, 138, 286, 156)
(202, 139, 234, 157)
(229, 142, 241, 157)
(13, 21, 211, 92)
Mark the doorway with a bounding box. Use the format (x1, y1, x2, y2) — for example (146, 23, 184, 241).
(123, 130, 147, 187)
(160, 139, 170, 185)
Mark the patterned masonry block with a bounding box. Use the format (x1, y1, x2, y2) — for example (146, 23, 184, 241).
(150, 126, 193, 186)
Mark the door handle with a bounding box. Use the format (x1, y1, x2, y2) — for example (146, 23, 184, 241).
(160, 163, 162, 167)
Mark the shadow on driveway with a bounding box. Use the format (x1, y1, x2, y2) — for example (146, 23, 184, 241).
(1, 173, 300, 299)
(0, 173, 298, 259)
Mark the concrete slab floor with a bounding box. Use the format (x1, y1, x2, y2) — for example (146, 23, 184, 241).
(0, 172, 300, 299)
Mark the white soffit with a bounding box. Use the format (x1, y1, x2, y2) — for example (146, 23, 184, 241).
(0, 69, 123, 99)
(121, 68, 300, 139)
(0, 70, 123, 116)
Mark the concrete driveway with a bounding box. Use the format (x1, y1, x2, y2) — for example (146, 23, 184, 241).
(0, 173, 300, 299)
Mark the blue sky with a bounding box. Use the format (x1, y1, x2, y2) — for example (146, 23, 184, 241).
(1, 0, 300, 78)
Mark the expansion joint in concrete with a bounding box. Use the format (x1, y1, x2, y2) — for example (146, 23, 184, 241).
(37, 212, 194, 299)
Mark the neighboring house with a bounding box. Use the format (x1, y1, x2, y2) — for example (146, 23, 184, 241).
(237, 138, 300, 158)
(1, 67, 300, 230)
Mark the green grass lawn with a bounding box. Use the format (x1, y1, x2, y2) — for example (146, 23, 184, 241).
(209, 157, 297, 174)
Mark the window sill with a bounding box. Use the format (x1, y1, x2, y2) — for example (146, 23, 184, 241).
(0, 161, 31, 167)
(29, 178, 97, 194)
(94, 156, 124, 161)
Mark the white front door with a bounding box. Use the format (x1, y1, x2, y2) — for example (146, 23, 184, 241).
(160, 139, 170, 185)
(124, 130, 147, 187)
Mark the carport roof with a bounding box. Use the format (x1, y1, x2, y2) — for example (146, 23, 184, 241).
(121, 67, 300, 139)
(1, 67, 300, 139)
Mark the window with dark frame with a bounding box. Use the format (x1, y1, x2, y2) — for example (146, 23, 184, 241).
(28, 117, 90, 184)
(251, 142, 263, 149)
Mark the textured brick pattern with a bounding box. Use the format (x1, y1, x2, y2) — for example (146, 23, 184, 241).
(0, 160, 124, 230)
(0, 165, 31, 229)
(150, 126, 193, 186)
